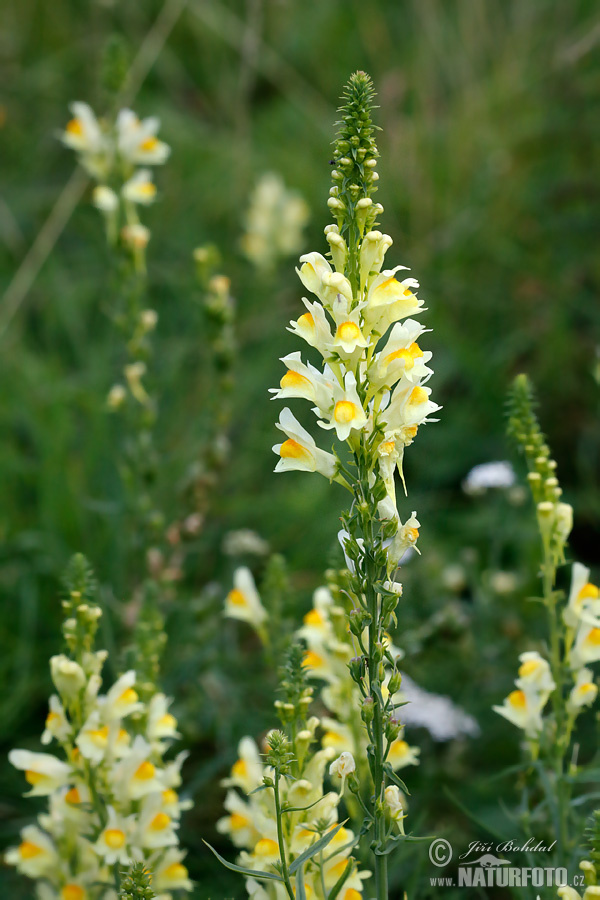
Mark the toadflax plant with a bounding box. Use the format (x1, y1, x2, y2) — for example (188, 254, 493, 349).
(6, 555, 193, 899)
(270, 71, 440, 899)
(492, 375, 600, 874)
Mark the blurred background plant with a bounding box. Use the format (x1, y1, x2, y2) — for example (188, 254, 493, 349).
(1, 1, 599, 898)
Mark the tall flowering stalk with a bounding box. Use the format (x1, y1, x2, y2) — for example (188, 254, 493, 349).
(494, 375, 600, 868)
(6, 555, 193, 899)
(61, 100, 170, 599)
(270, 72, 439, 899)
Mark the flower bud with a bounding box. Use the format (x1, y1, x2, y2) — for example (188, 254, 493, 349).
(361, 696, 375, 724)
(50, 655, 86, 699)
(555, 502, 573, 543)
(349, 656, 365, 682)
(92, 185, 118, 212)
(388, 671, 402, 694)
(385, 715, 401, 742)
(107, 384, 126, 410)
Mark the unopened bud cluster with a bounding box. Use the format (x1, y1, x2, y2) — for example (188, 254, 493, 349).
(507, 373, 572, 563)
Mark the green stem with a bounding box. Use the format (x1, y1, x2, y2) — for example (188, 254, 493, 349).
(357, 453, 388, 900)
(274, 771, 295, 900)
(541, 533, 569, 864)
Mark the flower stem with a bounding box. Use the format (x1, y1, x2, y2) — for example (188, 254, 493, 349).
(274, 770, 295, 900)
(356, 454, 389, 900)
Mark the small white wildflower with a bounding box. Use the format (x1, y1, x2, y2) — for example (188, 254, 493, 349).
(222, 529, 270, 557)
(329, 751, 355, 785)
(462, 461, 516, 496)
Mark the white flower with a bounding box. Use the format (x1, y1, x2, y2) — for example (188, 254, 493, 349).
(399, 674, 480, 741)
(382, 380, 440, 434)
(287, 297, 333, 357)
(222, 737, 264, 793)
(224, 567, 267, 626)
(572, 621, 600, 668)
(329, 751, 355, 781)
(222, 529, 270, 557)
(297, 252, 334, 301)
(567, 668, 598, 713)
(493, 688, 547, 738)
(270, 351, 334, 413)
(384, 784, 405, 819)
(146, 693, 179, 744)
(216, 790, 260, 848)
(135, 794, 178, 850)
(92, 185, 119, 212)
(319, 718, 354, 756)
(273, 408, 337, 478)
(152, 847, 194, 892)
(318, 371, 368, 441)
(116, 109, 170, 164)
(5, 825, 57, 878)
(363, 267, 423, 332)
(8, 749, 70, 796)
(371, 319, 432, 390)
(297, 588, 335, 646)
(515, 651, 556, 695)
(462, 460, 516, 495)
(241, 172, 309, 270)
(121, 223, 151, 250)
(102, 670, 143, 721)
(94, 806, 134, 865)
(107, 384, 127, 410)
(386, 509, 421, 568)
(564, 562, 600, 629)
(359, 229, 393, 288)
(113, 735, 164, 800)
(41, 695, 70, 745)
(326, 300, 369, 357)
(61, 102, 105, 155)
(387, 738, 420, 770)
(122, 169, 157, 205)
(75, 711, 111, 763)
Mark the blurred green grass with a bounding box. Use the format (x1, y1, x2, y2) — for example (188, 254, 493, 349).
(1, 0, 599, 897)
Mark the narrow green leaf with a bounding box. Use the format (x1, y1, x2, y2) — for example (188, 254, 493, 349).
(384, 765, 409, 795)
(295, 864, 307, 900)
(282, 797, 323, 815)
(327, 859, 354, 900)
(202, 841, 284, 882)
(289, 823, 345, 875)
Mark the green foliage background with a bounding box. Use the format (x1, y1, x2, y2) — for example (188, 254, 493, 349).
(1, 1, 599, 897)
